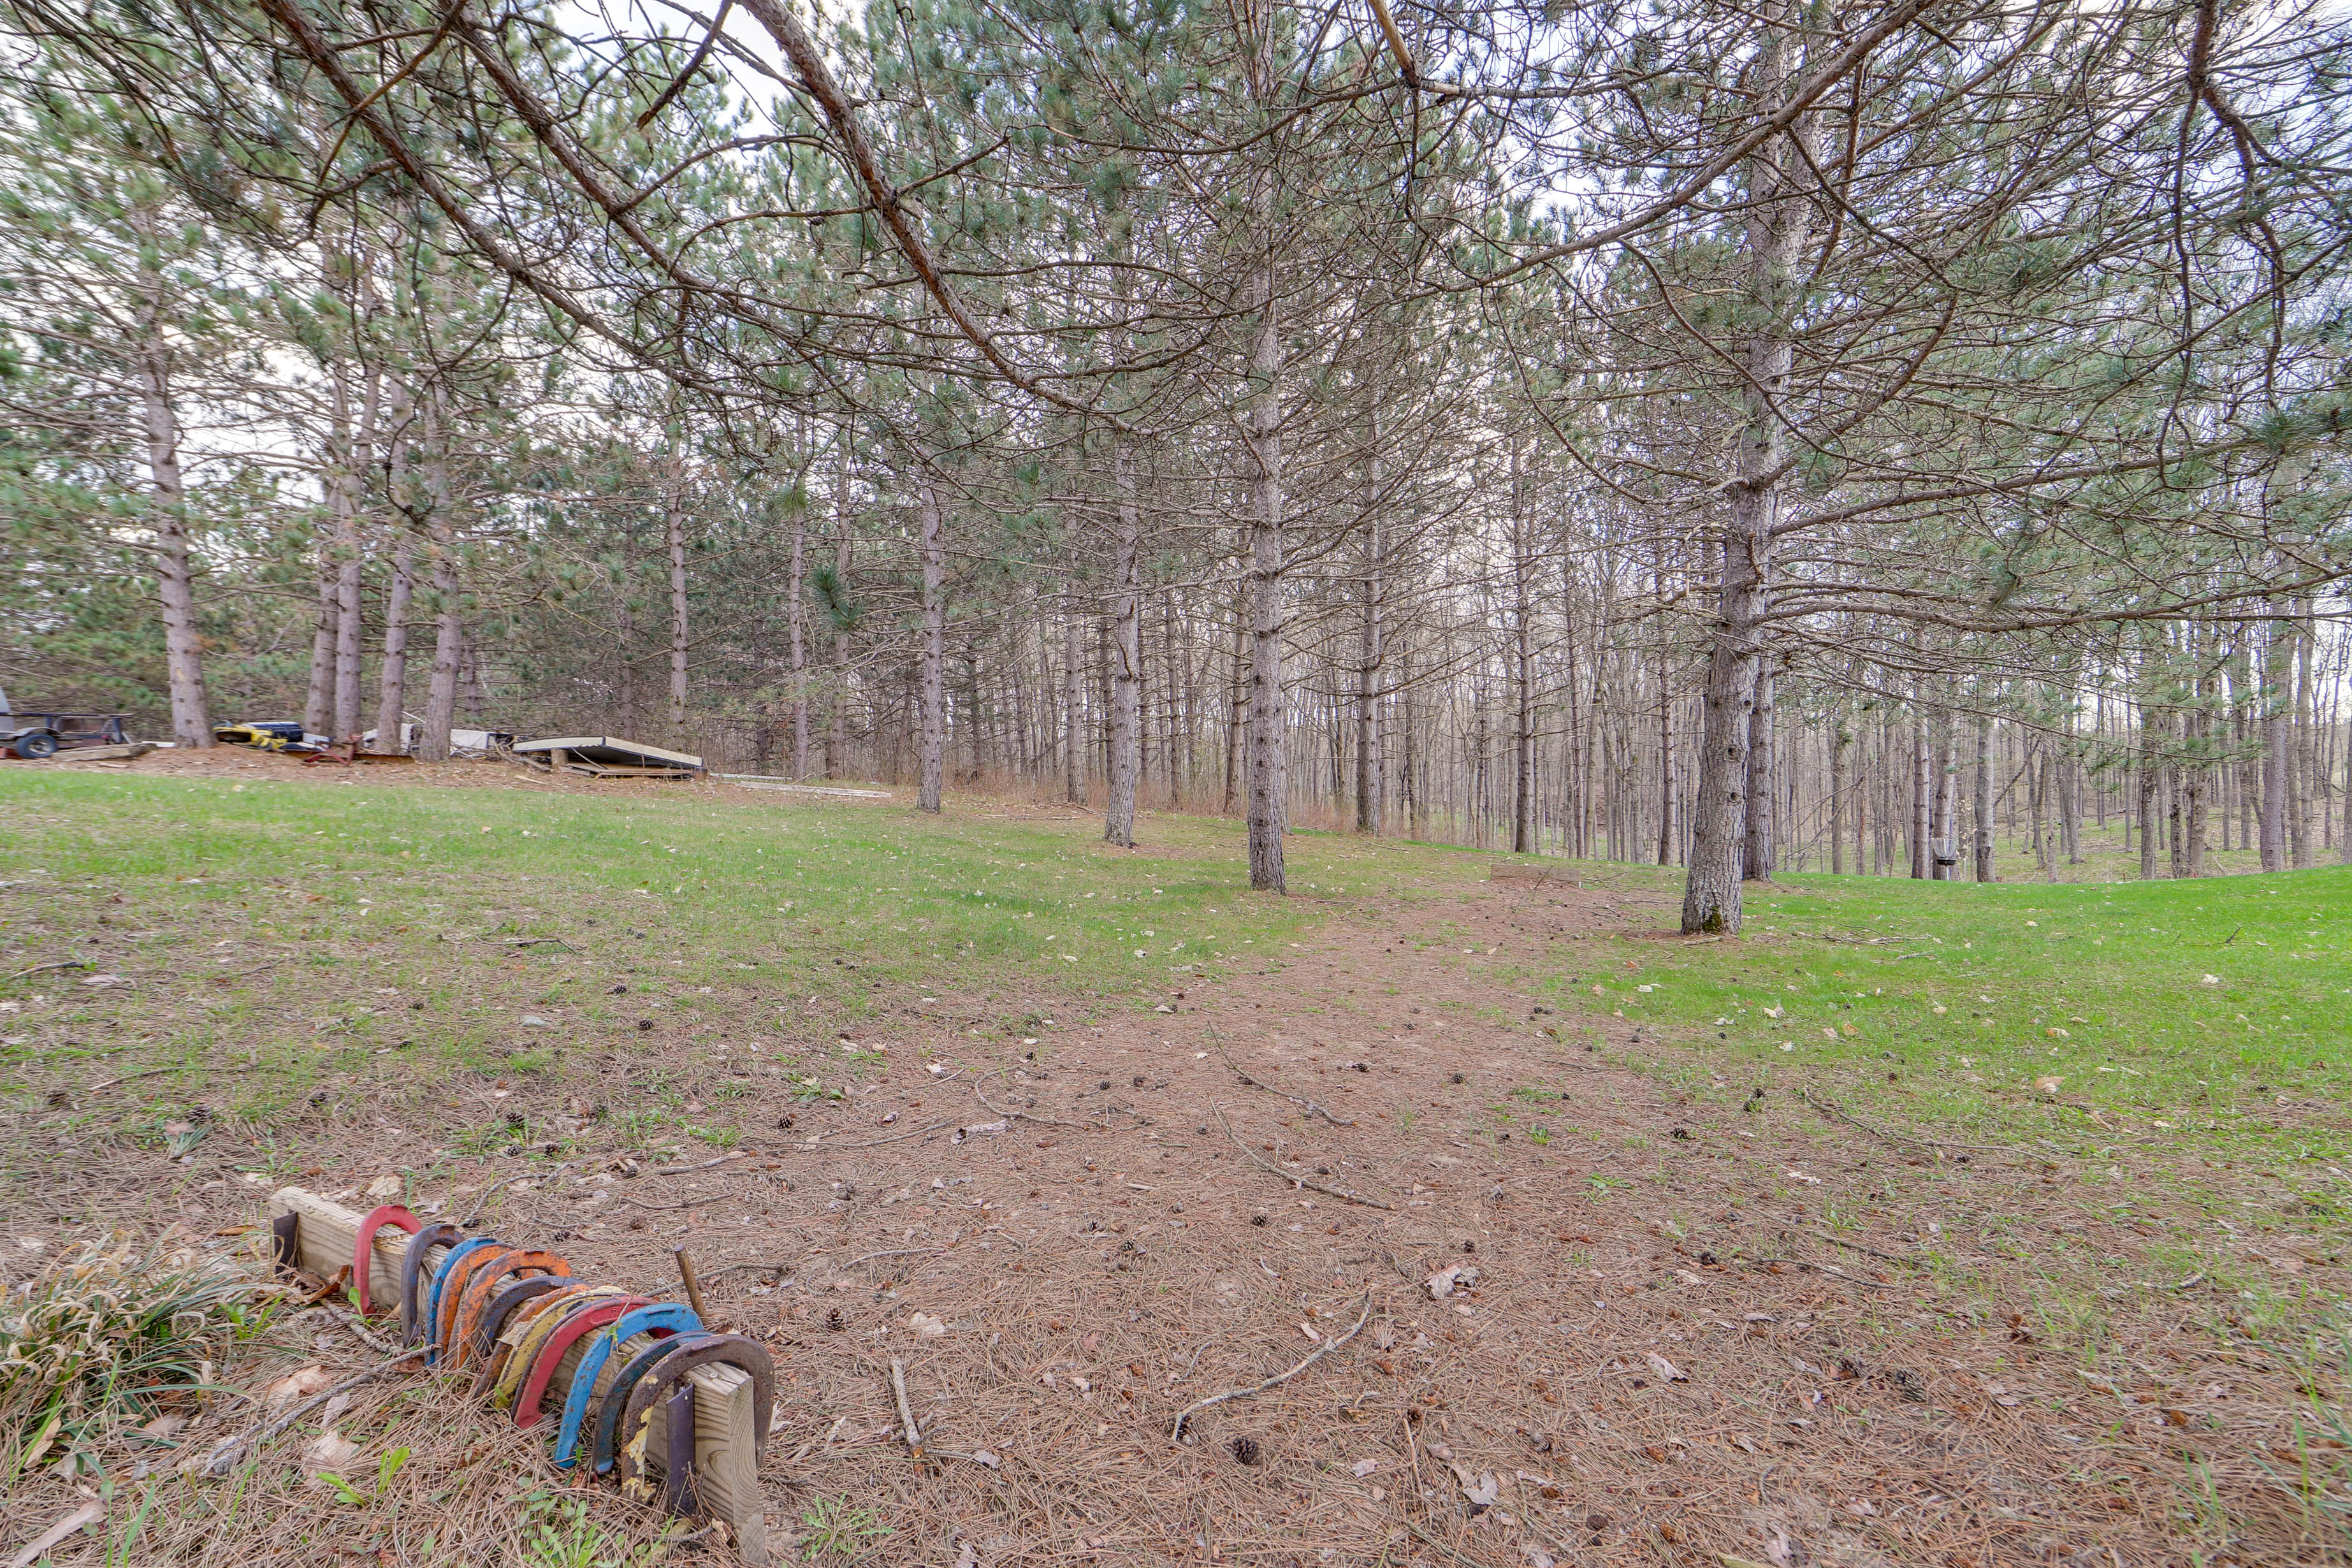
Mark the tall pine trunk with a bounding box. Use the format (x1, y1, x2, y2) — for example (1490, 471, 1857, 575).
(1681, 0, 1808, 932)
(1244, 257, 1288, 893)
(917, 477, 946, 813)
(416, 384, 463, 763)
(1354, 486, 1384, 835)
(332, 370, 378, 737)
(1743, 660, 1776, 879)
(1973, 715, 1996, 883)
(138, 270, 210, 749)
(1105, 441, 1143, 846)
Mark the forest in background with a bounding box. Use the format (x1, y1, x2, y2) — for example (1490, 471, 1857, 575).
(4, 0, 2351, 931)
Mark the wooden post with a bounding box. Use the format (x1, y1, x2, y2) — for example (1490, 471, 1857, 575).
(270, 1187, 767, 1563)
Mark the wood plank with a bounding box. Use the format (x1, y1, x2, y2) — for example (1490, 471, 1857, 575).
(270, 1187, 766, 1562)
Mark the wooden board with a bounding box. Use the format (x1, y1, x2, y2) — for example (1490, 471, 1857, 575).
(270, 1187, 767, 1563)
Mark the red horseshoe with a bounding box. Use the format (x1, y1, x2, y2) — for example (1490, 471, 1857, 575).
(352, 1205, 421, 1316)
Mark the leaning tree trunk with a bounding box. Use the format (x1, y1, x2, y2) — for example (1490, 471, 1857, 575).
(1681, 0, 1810, 933)
(917, 477, 946, 813)
(1105, 442, 1143, 846)
(138, 287, 211, 750)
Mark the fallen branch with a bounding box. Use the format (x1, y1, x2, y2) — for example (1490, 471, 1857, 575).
(976, 1074, 1101, 1131)
(797, 1119, 962, 1150)
(491, 936, 580, 952)
(841, 1247, 945, 1270)
(458, 1173, 529, 1226)
(889, 1358, 923, 1457)
(1804, 1229, 1926, 1270)
(198, 1352, 417, 1477)
(1785, 927, 1920, 946)
(82, 1062, 255, 1094)
(1799, 1089, 2009, 1156)
(4, 960, 94, 981)
(646, 1151, 756, 1177)
(1213, 1106, 1391, 1210)
(1205, 1029, 1354, 1126)
(321, 1302, 400, 1355)
(1170, 1294, 1372, 1441)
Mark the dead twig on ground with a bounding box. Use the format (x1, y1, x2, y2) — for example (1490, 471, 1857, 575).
(1786, 928, 1920, 946)
(890, 1358, 923, 1457)
(6, 960, 94, 980)
(1205, 1028, 1354, 1126)
(1213, 1105, 1391, 1210)
(646, 1151, 756, 1176)
(82, 1063, 254, 1094)
(490, 936, 579, 952)
(198, 1352, 417, 1477)
(457, 1174, 528, 1226)
(321, 1302, 400, 1354)
(975, 1074, 1099, 1130)
(798, 1119, 962, 1150)
(1805, 1229, 1926, 1269)
(1800, 1088, 2010, 1156)
(1170, 1293, 1372, 1440)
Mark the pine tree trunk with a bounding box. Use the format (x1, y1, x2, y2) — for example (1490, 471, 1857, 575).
(1908, 713, 1930, 878)
(827, 521, 850, 779)
(788, 509, 809, 778)
(1105, 442, 1143, 846)
(2292, 600, 2315, 867)
(1973, 715, 1996, 883)
(666, 461, 690, 744)
(1354, 499, 1384, 835)
(332, 370, 378, 737)
(375, 524, 414, 751)
(1829, 720, 1847, 875)
(2260, 608, 2288, 870)
(1680, 0, 1808, 932)
(1743, 660, 1776, 880)
(1244, 258, 1288, 893)
(138, 286, 211, 749)
(917, 477, 946, 813)
(1929, 711, 1956, 880)
(416, 388, 463, 764)
(1063, 589, 1086, 806)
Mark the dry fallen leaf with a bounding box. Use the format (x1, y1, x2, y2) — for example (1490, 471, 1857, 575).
(365, 1173, 402, 1199)
(1645, 1352, 1688, 1383)
(266, 1365, 334, 1410)
(908, 1312, 948, 1339)
(1351, 1458, 1378, 1477)
(2033, 1075, 2065, 1095)
(301, 1430, 359, 1483)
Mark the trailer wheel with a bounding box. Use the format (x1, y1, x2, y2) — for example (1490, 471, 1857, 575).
(13, 732, 58, 760)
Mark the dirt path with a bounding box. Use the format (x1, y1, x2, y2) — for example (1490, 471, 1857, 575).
(4, 839, 2323, 1567)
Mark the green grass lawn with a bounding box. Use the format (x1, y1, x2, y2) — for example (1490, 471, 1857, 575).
(6, 767, 2345, 1187)
(0, 772, 1493, 1151)
(1524, 860, 2352, 1173)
